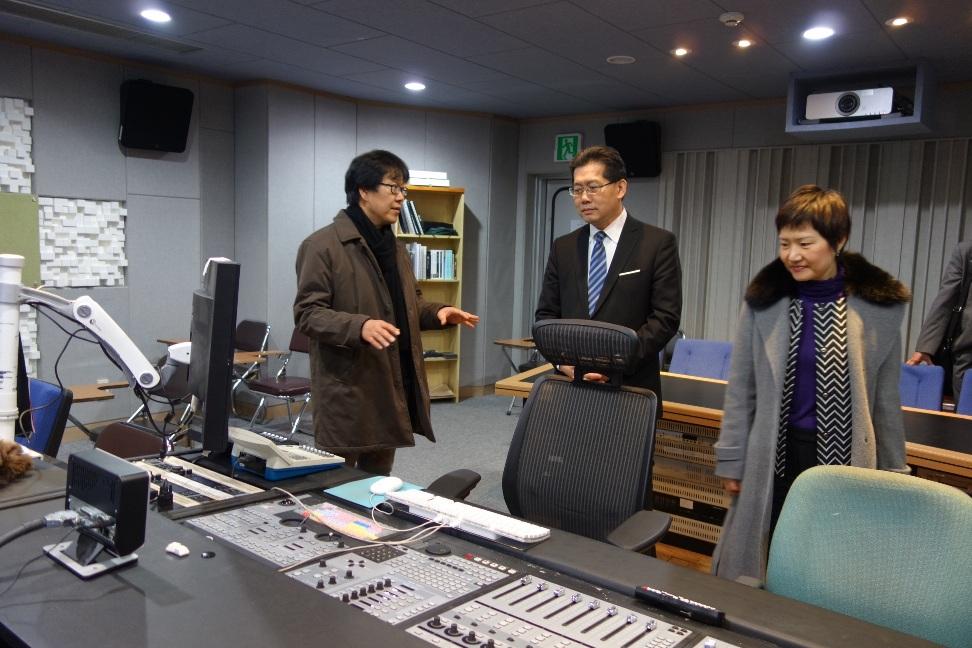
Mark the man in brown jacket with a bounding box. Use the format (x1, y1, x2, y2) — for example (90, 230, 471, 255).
(294, 150, 477, 475)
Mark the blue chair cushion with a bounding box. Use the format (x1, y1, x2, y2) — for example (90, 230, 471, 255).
(668, 339, 732, 380)
(898, 363, 944, 410)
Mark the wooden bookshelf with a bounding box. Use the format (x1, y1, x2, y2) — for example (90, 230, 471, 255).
(396, 185, 464, 402)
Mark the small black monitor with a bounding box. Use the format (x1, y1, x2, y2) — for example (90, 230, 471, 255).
(188, 259, 240, 454)
(119, 79, 194, 153)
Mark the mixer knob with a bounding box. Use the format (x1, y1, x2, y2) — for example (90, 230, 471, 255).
(350, 591, 358, 600)
(319, 559, 327, 568)
(536, 582, 547, 591)
(552, 588, 564, 597)
(703, 641, 717, 648)
(571, 593, 582, 603)
(368, 584, 375, 593)
(446, 623, 462, 637)
(316, 578, 325, 589)
(464, 630, 478, 644)
(625, 614, 637, 624)
(341, 593, 349, 603)
(607, 606, 617, 616)
(375, 580, 384, 591)
(328, 575, 337, 585)
(345, 569, 353, 579)
(384, 577, 392, 587)
(588, 600, 600, 610)
(520, 576, 532, 585)
(428, 616, 444, 629)
(645, 619, 657, 632)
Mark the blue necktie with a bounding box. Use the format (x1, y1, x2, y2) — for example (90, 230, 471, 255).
(588, 230, 607, 316)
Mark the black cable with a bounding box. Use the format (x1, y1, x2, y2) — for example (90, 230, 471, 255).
(0, 520, 45, 550)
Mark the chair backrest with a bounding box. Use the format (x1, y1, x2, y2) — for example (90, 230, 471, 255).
(899, 363, 944, 410)
(95, 422, 164, 459)
(503, 319, 659, 543)
(668, 338, 732, 380)
(235, 320, 270, 352)
(766, 465, 972, 648)
(954, 371, 972, 415)
(16, 378, 73, 456)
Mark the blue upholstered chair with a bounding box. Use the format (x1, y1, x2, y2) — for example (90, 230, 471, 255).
(955, 371, 972, 415)
(766, 465, 972, 648)
(668, 338, 732, 380)
(898, 363, 944, 410)
(15, 378, 73, 456)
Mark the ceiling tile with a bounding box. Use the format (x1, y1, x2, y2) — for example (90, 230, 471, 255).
(187, 24, 386, 76)
(773, 26, 907, 70)
(426, 0, 556, 19)
(311, 0, 528, 57)
(169, 0, 384, 46)
(723, 0, 881, 44)
(593, 0, 726, 32)
(27, 0, 231, 36)
(332, 35, 510, 84)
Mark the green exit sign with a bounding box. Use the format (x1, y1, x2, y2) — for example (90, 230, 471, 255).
(554, 133, 582, 162)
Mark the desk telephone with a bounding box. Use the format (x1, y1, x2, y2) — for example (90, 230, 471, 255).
(228, 427, 344, 480)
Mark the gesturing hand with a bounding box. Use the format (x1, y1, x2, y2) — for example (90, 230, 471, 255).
(361, 319, 399, 350)
(437, 306, 479, 328)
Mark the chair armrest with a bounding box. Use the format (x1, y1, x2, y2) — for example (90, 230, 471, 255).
(606, 509, 671, 552)
(425, 469, 481, 501)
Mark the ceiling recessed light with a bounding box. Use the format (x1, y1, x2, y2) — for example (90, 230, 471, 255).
(803, 26, 835, 40)
(606, 55, 636, 65)
(886, 16, 911, 27)
(404, 82, 426, 92)
(671, 47, 690, 57)
(734, 39, 753, 48)
(140, 8, 171, 23)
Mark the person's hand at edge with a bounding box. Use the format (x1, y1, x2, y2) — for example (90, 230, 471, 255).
(906, 351, 933, 366)
(723, 479, 741, 495)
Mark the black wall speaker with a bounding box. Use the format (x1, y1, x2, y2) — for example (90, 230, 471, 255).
(119, 79, 194, 153)
(604, 121, 661, 178)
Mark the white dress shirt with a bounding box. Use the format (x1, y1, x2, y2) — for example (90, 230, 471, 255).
(588, 208, 627, 273)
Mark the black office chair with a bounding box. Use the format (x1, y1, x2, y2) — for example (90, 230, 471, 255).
(246, 328, 312, 438)
(503, 319, 671, 551)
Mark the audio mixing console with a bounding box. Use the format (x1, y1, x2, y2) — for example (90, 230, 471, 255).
(183, 494, 773, 648)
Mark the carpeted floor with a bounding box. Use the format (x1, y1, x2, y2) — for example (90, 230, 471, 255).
(59, 395, 520, 513)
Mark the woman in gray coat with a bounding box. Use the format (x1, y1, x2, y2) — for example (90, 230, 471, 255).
(712, 185, 910, 583)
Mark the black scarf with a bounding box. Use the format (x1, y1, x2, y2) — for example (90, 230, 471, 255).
(346, 203, 420, 427)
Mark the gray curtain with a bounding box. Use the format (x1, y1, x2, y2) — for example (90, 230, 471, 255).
(657, 138, 972, 356)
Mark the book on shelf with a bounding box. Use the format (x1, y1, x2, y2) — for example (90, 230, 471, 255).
(410, 170, 450, 187)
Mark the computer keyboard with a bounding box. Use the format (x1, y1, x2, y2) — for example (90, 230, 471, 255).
(384, 489, 550, 544)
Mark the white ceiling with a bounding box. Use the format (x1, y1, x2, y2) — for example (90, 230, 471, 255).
(1, 0, 970, 118)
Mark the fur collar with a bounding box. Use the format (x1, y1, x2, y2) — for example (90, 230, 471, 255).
(745, 252, 910, 309)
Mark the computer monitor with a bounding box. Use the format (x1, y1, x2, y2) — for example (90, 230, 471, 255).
(187, 259, 240, 454)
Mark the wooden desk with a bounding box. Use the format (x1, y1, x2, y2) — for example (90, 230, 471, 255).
(68, 380, 130, 403)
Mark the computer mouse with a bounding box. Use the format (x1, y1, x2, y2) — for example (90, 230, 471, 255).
(369, 476, 404, 495)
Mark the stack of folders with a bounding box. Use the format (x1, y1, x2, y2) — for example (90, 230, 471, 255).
(409, 169, 449, 187)
(398, 200, 424, 234)
(406, 243, 456, 280)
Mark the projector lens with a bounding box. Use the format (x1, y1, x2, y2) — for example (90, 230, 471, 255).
(836, 92, 860, 116)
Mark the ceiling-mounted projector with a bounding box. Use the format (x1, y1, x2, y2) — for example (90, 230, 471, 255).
(805, 87, 894, 120)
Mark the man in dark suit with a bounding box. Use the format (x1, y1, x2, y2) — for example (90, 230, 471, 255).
(907, 241, 972, 400)
(535, 145, 682, 403)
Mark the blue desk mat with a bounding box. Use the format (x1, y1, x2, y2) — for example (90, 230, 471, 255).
(324, 475, 423, 509)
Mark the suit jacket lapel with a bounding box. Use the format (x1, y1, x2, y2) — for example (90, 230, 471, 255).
(575, 225, 590, 313)
(591, 216, 640, 316)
